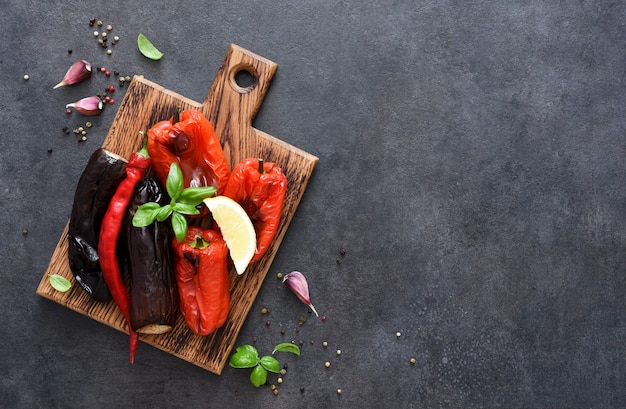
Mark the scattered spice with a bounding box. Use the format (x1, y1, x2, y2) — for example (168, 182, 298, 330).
(323, 341, 328, 347)
(22, 229, 28, 235)
(410, 357, 416, 365)
(396, 332, 401, 338)
(336, 349, 341, 355)
(324, 361, 331, 368)
(23, 74, 29, 81)
(337, 388, 343, 395)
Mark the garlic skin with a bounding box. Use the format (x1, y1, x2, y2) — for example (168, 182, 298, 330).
(66, 96, 103, 116)
(283, 271, 319, 317)
(53, 60, 92, 89)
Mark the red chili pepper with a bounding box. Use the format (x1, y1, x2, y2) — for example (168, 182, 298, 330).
(147, 108, 230, 195)
(172, 226, 230, 336)
(223, 158, 287, 263)
(98, 138, 151, 364)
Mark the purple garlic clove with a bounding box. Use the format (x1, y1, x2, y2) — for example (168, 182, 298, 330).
(66, 96, 103, 116)
(53, 60, 92, 89)
(283, 271, 319, 317)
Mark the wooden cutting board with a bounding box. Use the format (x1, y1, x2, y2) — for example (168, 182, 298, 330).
(36, 44, 319, 375)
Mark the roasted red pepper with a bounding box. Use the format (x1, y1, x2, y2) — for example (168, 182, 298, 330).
(98, 138, 151, 364)
(172, 226, 230, 336)
(223, 158, 287, 263)
(147, 108, 230, 195)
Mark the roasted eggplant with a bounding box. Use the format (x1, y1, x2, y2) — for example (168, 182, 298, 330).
(122, 177, 178, 334)
(68, 148, 127, 301)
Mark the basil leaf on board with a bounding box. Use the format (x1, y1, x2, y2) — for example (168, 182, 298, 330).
(166, 163, 184, 201)
(172, 202, 200, 215)
(49, 274, 72, 292)
(272, 342, 301, 356)
(179, 186, 216, 207)
(171, 211, 188, 243)
(259, 355, 281, 373)
(132, 202, 161, 227)
(137, 33, 164, 60)
(249, 365, 268, 388)
(155, 205, 173, 222)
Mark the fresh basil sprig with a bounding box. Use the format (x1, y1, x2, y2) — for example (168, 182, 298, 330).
(132, 162, 216, 242)
(229, 343, 301, 387)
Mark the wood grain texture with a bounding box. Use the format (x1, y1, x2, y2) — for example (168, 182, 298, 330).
(36, 44, 318, 375)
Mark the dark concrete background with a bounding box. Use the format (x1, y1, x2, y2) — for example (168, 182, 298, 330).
(1, 0, 625, 407)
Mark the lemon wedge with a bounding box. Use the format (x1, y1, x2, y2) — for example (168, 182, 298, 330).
(203, 196, 256, 275)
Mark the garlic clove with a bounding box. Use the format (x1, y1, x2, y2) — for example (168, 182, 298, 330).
(53, 60, 92, 89)
(66, 96, 103, 116)
(283, 271, 319, 317)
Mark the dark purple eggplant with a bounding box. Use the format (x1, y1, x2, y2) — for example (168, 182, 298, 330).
(122, 177, 178, 334)
(68, 148, 127, 301)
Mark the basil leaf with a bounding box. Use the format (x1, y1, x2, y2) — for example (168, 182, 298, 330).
(173, 202, 200, 215)
(137, 33, 164, 60)
(236, 344, 259, 355)
(155, 205, 173, 222)
(132, 202, 161, 227)
(229, 349, 259, 369)
(166, 163, 183, 201)
(272, 342, 301, 356)
(260, 355, 281, 373)
(179, 186, 217, 206)
(250, 365, 268, 387)
(49, 274, 72, 292)
(171, 211, 188, 243)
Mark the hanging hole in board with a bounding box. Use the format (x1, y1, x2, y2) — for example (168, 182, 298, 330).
(231, 64, 257, 93)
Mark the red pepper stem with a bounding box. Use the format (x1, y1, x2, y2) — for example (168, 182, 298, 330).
(136, 132, 150, 159)
(257, 158, 265, 174)
(172, 106, 182, 124)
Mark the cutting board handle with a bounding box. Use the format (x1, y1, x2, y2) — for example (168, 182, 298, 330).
(201, 44, 278, 166)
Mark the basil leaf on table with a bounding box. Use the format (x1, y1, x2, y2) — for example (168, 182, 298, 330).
(137, 33, 164, 60)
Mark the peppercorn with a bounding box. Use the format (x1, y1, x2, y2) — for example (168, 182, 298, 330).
(276, 272, 283, 279)
(97, 20, 103, 26)
(107, 49, 112, 56)
(410, 357, 417, 365)
(106, 24, 113, 31)
(323, 341, 328, 347)
(337, 389, 342, 395)
(22, 229, 28, 235)
(300, 387, 305, 393)
(89, 17, 96, 26)
(277, 377, 283, 384)
(265, 321, 271, 327)
(85, 122, 93, 128)
(324, 361, 331, 368)
(280, 368, 286, 376)
(93, 31, 99, 37)
(272, 389, 279, 396)
(336, 349, 342, 355)
(23, 74, 29, 81)
(340, 248, 346, 255)
(47, 148, 53, 154)
(261, 307, 268, 314)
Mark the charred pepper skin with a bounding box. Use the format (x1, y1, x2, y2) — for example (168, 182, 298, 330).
(68, 148, 127, 301)
(121, 177, 178, 335)
(99, 140, 151, 364)
(223, 158, 288, 263)
(172, 227, 230, 336)
(147, 108, 230, 195)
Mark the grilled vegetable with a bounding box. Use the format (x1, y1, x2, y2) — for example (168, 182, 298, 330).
(122, 177, 179, 335)
(68, 148, 126, 301)
(99, 139, 151, 364)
